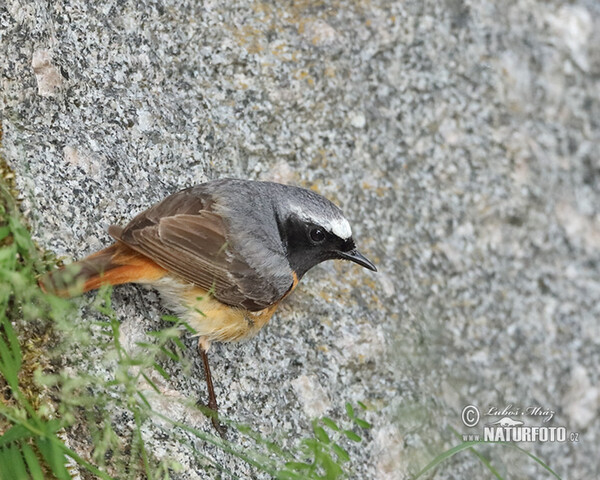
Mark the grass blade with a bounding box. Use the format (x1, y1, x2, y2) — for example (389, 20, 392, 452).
(6, 443, 29, 480)
(0, 424, 32, 447)
(414, 440, 562, 480)
(22, 443, 45, 480)
(36, 437, 71, 480)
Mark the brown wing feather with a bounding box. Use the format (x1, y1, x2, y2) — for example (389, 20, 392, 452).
(109, 188, 282, 311)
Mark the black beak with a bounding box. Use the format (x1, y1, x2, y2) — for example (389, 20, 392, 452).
(337, 249, 377, 272)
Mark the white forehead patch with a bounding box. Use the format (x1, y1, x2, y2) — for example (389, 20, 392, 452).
(327, 217, 352, 240)
(288, 202, 353, 240)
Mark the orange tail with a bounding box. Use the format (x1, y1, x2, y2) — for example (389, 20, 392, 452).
(40, 242, 167, 298)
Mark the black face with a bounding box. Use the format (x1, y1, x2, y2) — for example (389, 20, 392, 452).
(280, 215, 376, 278)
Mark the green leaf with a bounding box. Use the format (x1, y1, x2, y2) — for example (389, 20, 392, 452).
(22, 443, 45, 480)
(284, 461, 312, 471)
(36, 436, 71, 480)
(0, 424, 32, 447)
(3, 315, 23, 370)
(9, 217, 34, 254)
(6, 443, 29, 480)
(332, 444, 350, 463)
(137, 391, 152, 409)
(276, 470, 305, 480)
(314, 448, 343, 479)
(0, 445, 13, 480)
(313, 425, 330, 444)
(0, 336, 20, 389)
(343, 430, 361, 442)
(321, 417, 340, 432)
(357, 401, 367, 410)
(161, 315, 180, 324)
(345, 403, 355, 419)
(152, 363, 171, 381)
(0, 226, 10, 241)
(0, 244, 17, 269)
(353, 418, 371, 429)
(302, 438, 321, 452)
(236, 424, 251, 435)
(159, 346, 180, 362)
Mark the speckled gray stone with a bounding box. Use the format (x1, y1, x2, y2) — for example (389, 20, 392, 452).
(2, 1, 599, 479)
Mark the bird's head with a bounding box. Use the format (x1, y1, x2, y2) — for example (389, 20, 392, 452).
(275, 186, 377, 278)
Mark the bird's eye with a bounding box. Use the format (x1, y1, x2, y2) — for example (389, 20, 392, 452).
(310, 227, 326, 243)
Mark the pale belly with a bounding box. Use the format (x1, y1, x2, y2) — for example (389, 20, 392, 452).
(150, 276, 277, 345)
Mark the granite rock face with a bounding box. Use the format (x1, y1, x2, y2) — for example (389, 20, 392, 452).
(1, 0, 599, 478)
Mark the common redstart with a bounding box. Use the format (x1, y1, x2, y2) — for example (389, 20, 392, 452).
(41, 178, 376, 433)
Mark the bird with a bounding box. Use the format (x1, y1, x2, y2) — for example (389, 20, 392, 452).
(40, 178, 377, 433)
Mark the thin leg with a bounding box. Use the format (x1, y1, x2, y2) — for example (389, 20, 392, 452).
(198, 343, 226, 437)
(200, 348, 218, 412)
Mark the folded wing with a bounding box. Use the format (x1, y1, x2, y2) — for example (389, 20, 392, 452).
(109, 188, 290, 311)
